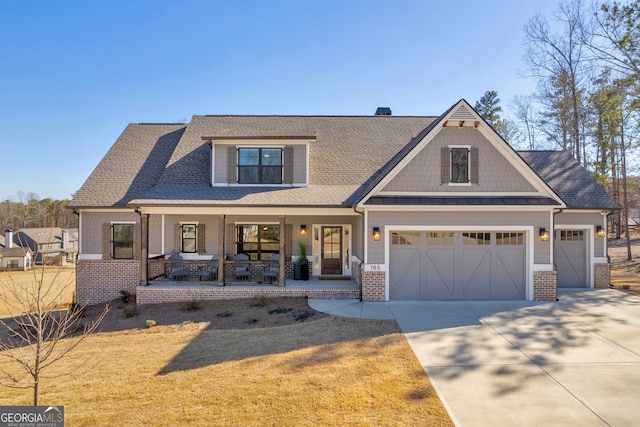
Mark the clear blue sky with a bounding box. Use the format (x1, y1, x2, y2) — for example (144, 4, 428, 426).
(0, 0, 559, 201)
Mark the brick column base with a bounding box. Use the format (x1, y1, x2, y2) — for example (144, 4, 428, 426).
(533, 271, 557, 302)
(594, 263, 610, 288)
(361, 271, 385, 301)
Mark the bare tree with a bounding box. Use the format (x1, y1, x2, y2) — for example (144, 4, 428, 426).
(0, 246, 108, 405)
(522, 0, 590, 163)
(512, 94, 541, 150)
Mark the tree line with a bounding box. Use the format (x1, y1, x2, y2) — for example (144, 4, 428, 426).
(0, 192, 78, 232)
(473, 0, 640, 250)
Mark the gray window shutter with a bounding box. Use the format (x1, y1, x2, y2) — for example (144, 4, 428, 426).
(197, 224, 206, 254)
(173, 224, 181, 253)
(441, 147, 450, 184)
(133, 223, 141, 260)
(285, 224, 292, 261)
(283, 146, 294, 184)
(470, 147, 479, 184)
(102, 223, 111, 260)
(227, 146, 237, 184)
(225, 224, 236, 258)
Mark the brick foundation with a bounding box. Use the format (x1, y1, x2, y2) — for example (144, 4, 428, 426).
(361, 271, 385, 301)
(77, 260, 140, 305)
(533, 270, 557, 302)
(136, 284, 360, 304)
(594, 263, 610, 288)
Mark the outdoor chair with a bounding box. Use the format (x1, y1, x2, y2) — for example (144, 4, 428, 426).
(198, 255, 219, 281)
(234, 253, 250, 281)
(263, 254, 279, 283)
(168, 253, 188, 281)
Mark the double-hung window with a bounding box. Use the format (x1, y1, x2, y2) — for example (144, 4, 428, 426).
(113, 224, 134, 259)
(182, 224, 197, 253)
(238, 148, 283, 184)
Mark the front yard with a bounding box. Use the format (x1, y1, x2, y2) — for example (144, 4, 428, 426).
(0, 275, 453, 426)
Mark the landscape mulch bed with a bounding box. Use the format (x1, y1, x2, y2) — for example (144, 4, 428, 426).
(83, 296, 329, 334)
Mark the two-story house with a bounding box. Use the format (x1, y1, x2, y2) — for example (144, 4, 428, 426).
(69, 100, 618, 305)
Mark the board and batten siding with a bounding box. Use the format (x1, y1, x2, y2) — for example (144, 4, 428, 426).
(81, 211, 139, 254)
(213, 144, 307, 184)
(367, 210, 550, 264)
(383, 128, 536, 193)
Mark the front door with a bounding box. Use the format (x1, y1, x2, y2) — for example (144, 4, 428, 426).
(321, 226, 342, 275)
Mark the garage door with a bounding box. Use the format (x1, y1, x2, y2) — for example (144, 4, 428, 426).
(555, 230, 587, 287)
(390, 231, 526, 300)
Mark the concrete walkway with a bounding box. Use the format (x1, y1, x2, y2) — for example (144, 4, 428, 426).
(309, 289, 640, 427)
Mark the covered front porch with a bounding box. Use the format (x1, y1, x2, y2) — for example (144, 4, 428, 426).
(134, 208, 364, 302)
(136, 277, 360, 304)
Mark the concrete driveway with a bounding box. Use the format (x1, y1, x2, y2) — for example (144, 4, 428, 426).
(310, 289, 640, 427)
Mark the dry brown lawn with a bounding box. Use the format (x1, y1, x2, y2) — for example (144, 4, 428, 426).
(0, 266, 76, 317)
(609, 231, 640, 297)
(0, 286, 453, 426)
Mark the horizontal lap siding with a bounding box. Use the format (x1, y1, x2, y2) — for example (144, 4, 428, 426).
(81, 212, 139, 254)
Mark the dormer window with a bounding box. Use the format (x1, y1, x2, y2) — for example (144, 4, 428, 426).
(238, 148, 283, 184)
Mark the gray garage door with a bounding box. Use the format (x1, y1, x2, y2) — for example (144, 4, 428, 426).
(390, 231, 526, 300)
(555, 230, 587, 287)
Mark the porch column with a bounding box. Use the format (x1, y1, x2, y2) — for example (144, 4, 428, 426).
(140, 213, 149, 285)
(218, 214, 225, 286)
(279, 215, 286, 287)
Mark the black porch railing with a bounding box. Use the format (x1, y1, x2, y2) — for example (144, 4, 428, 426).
(147, 259, 281, 284)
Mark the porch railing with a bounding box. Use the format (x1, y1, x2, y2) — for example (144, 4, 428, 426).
(147, 258, 281, 285)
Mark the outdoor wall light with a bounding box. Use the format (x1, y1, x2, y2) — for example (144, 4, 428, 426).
(539, 227, 550, 241)
(373, 227, 381, 241)
(596, 225, 605, 238)
(300, 224, 307, 237)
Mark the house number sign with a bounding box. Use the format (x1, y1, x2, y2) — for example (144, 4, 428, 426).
(363, 264, 386, 272)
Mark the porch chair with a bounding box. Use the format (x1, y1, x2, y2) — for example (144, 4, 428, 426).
(198, 254, 219, 281)
(234, 253, 250, 281)
(263, 254, 279, 284)
(168, 253, 188, 281)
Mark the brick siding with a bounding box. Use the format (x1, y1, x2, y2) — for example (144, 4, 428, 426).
(136, 284, 360, 304)
(594, 263, 610, 288)
(533, 270, 557, 302)
(361, 271, 385, 301)
(76, 260, 140, 305)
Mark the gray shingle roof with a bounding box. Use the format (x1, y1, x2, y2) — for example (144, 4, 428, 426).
(518, 151, 619, 210)
(69, 112, 618, 211)
(70, 124, 186, 207)
(72, 116, 434, 207)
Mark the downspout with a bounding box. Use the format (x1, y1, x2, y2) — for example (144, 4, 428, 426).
(552, 208, 563, 301)
(353, 205, 365, 300)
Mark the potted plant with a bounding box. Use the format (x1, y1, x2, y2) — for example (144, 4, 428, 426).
(293, 242, 309, 280)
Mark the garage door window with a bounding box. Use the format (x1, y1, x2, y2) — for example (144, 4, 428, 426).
(426, 232, 454, 245)
(496, 232, 524, 245)
(560, 230, 584, 241)
(462, 232, 490, 245)
(392, 232, 421, 245)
